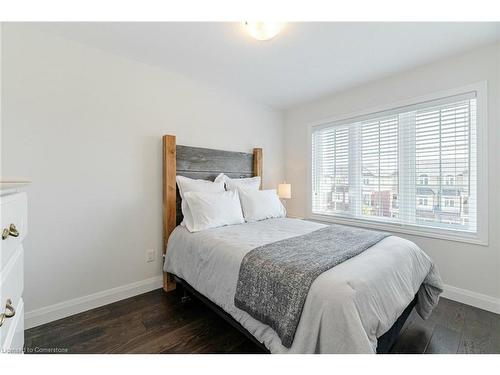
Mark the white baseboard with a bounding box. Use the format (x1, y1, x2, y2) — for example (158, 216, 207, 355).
(443, 284, 500, 314)
(25, 277, 498, 330)
(25, 276, 163, 329)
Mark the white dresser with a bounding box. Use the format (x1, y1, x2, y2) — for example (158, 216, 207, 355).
(1, 184, 28, 354)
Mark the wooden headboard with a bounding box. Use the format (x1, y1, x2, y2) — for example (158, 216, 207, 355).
(162, 135, 263, 291)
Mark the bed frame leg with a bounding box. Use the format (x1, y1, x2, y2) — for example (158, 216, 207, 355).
(181, 288, 192, 304)
(163, 272, 177, 292)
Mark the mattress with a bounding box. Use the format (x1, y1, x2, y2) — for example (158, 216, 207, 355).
(164, 218, 441, 353)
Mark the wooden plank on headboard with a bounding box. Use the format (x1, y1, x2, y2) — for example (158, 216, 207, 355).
(253, 148, 263, 188)
(163, 135, 177, 292)
(177, 145, 254, 174)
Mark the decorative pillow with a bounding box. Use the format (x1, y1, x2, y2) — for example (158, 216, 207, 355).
(214, 173, 261, 191)
(238, 188, 286, 222)
(176, 175, 225, 229)
(183, 190, 245, 232)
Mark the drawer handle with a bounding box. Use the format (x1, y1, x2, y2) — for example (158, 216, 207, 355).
(1, 223, 19, 240)
(0, 299, 16, 327)
(5, 299, 15, 318)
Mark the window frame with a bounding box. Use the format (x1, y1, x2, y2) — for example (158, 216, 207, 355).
(307, 82, 488, 246)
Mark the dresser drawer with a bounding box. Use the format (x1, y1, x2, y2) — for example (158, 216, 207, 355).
(0, 245, 24, 348)
(1, 298, 24, 354)
(1, 192, 27, 269)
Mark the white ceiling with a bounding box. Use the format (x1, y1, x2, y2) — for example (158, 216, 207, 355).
(33, 22, 500, 109)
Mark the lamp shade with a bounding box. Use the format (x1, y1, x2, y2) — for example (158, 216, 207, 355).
(278, 183, 292, 199)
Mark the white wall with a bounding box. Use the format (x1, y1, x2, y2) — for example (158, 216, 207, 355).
(285, 42, 500, 309)
(0, 23, 2, 175)
(0, 23, 3, 174)
(1, 25, 284, 325)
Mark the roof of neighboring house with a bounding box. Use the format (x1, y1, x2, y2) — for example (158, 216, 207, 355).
(442, 188, 461, 197)
(416, 187, 435, 196)
(362, 169, 375, 177)
(333, 186, 349, 193)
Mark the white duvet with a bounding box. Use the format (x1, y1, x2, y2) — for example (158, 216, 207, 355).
(164, 218, 443, 353)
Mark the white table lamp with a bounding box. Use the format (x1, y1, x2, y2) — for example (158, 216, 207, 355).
(278, 182, 292, 200)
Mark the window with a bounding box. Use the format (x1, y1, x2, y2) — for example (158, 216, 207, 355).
(311, 126, 349, 214)
(392, 194, 398, 209)
(418, 174, 429, 186)
(418, 198, 428, 206)
(444, 199, 455, 208)
(311, 90, 481, 240)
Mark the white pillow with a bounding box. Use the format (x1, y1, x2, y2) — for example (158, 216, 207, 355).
(176, 175, 225, 229)
(238, 188, 286, 222)
(183, 190, 245, 232)
(214, 173, 261, 191)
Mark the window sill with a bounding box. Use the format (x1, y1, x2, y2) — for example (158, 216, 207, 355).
(308, 213, 488, 246)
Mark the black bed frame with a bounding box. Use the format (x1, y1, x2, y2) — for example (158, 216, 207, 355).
(174, 275, 417, 354)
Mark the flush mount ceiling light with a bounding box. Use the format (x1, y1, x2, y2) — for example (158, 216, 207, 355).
(244, 22, 285, 41)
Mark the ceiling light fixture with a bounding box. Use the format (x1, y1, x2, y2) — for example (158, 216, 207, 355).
(244, 22, 284, 41)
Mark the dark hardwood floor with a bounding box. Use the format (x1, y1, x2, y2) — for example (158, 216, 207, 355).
(25, 289, 500, 354)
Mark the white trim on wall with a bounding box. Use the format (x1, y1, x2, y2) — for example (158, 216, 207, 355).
(25, 276, 163, 329)
(306, 81, 489, 246)
(442, 284, 500, 315)
(24, 275, 499, 332)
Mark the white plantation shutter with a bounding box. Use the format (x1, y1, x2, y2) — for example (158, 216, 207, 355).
(312, 126, 350, 214)
(411, 98, 476, 231)
(311, 92, 477, 234)
(360, 116, 399, 220)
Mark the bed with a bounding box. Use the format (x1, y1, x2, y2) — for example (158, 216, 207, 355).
(161, 134, 443, 354)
